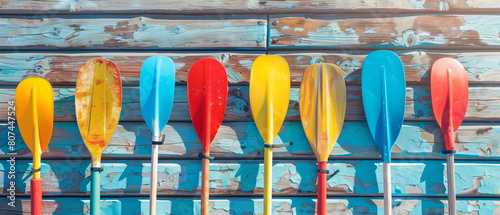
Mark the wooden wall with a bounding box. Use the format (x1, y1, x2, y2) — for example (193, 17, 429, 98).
(1, 0, 500, 214)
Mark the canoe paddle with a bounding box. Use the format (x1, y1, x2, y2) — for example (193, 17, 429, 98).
(299, 63, 345, 215)
(187, 58, 228, 215)
(431, 58, 468, 215)
(250, 55, 291, 215)
(15, 77, 54, 215)
(75, 58, 122, 215)
(361, 50, 406, 215)
(140, 56, 175, 215)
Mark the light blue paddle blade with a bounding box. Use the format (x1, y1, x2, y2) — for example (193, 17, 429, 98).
(361, 50, 406, 163)
(140, 56, 176, 138)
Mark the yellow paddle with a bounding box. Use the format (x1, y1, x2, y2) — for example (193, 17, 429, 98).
(75, 58, 122, 215)
(299, 64, 346, 215)
(15, 77, 54, 215)
(250, 55, 291, 215)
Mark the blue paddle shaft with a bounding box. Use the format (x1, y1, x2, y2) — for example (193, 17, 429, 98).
(362, 50, 406, 162)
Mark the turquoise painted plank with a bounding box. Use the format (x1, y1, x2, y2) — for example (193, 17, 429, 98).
(270, 14, 500, 49)
(2, 0, 500, 14)
(1, 160, 499, 197)
(2, 197, 498, 215)
(0, 53, 261, 86)
(0, 0, 499, 14)
(0, 15, 267, 49)
(3, 51, 500, 86)
(0, 85, 498, 121)
(1, 121, 499, 160)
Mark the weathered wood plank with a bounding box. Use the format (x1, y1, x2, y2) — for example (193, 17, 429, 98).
(3, 51, 500, 86)
(273, 51, 500, 85)
(2, 122, 499, 160)
(270, 15, 500, 49)
(1, 197, 497, 215)
(0, 52, 261, 86)
(0, 85, 498, 122)
(0, 15, 267, 49)
(1, 160, 499, 197)
(1, 0, 500, 14)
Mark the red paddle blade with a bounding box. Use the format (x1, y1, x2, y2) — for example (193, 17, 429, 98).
(187, 58, 228, 153)
(431, 58, 469, 151)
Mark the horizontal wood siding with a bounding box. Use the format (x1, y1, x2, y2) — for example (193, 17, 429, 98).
(1, 159, 499, 197)
(270, 14, 500, 49)
(1, 197, 499, 214)
(2, 51, 500, 86)
(1, 122, 499, 160)
(2, 0, 500, 14)
(0, 86, 499, 122)
(0, 16, 267, 50)
(1, 1, 499, 215)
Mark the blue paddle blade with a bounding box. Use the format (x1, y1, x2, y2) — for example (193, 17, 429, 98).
(140, 56, 176, 138)
(361, 50, 406, 162)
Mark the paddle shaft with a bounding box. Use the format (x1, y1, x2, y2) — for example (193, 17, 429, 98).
(383, 162, 392, 215)
(150, 142, 159, 215)
(447, 153, 456, 215)
(201, 154, 210, 215)
(317, 162, 327, 215)
(91, 162, 101, 215)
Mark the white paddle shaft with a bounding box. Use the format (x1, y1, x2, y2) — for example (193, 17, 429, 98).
(383, 162, 392, 215)
(447, 153, 456, 215)
(150, 144, 159, 215)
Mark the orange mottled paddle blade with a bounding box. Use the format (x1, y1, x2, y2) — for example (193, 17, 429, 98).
(75, 58, 122, 160)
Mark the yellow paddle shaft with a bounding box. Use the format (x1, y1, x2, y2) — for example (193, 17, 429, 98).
(264, 146, 273, 215)
(31, 87, 42, 179)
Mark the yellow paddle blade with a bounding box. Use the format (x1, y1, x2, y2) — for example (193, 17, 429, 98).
(249, 55, 290, 143)
(75, 58, 122, 160)
(15, 77, 54, 154)
(299, 64, 346, 162)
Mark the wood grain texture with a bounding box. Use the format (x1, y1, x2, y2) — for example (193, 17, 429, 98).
(270, 14, 500, 49)
(1, 159, 499, 197)
(2, 122, 499, 160)
(1, 85, 499, 122)
(1, 0, 499, 14)
(4, 51, 500, 86)
(0, 16, 267, 49)
(0, 53, 262, 86)
(1, 197, 498, 215)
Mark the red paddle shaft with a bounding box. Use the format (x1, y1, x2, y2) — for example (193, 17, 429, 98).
(201, 153, 210, 215)
(317, 162, 327, 215)
(31, 178, 42, 215)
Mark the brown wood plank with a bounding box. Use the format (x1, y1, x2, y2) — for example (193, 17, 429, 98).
(2, 121, 499, 160)
(0, 52, 261, 86)
(270, 14, 500, 49)
(3, 51, 500, 86)
(1, 0, 499, 14)
(0, 85, 498, 121)
(0, 15, 267, 49)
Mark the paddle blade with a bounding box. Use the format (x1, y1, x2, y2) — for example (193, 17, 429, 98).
(15, 77, 54, 153)
(75, 58, 122, 159)
(250, 55, 290, 143)
(187, 58, 228, 153)
(431, 58, 468, 151)
(299, 64, 346, 162)
(362, 50, 406, 162)
(140, 56, 176, 138)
